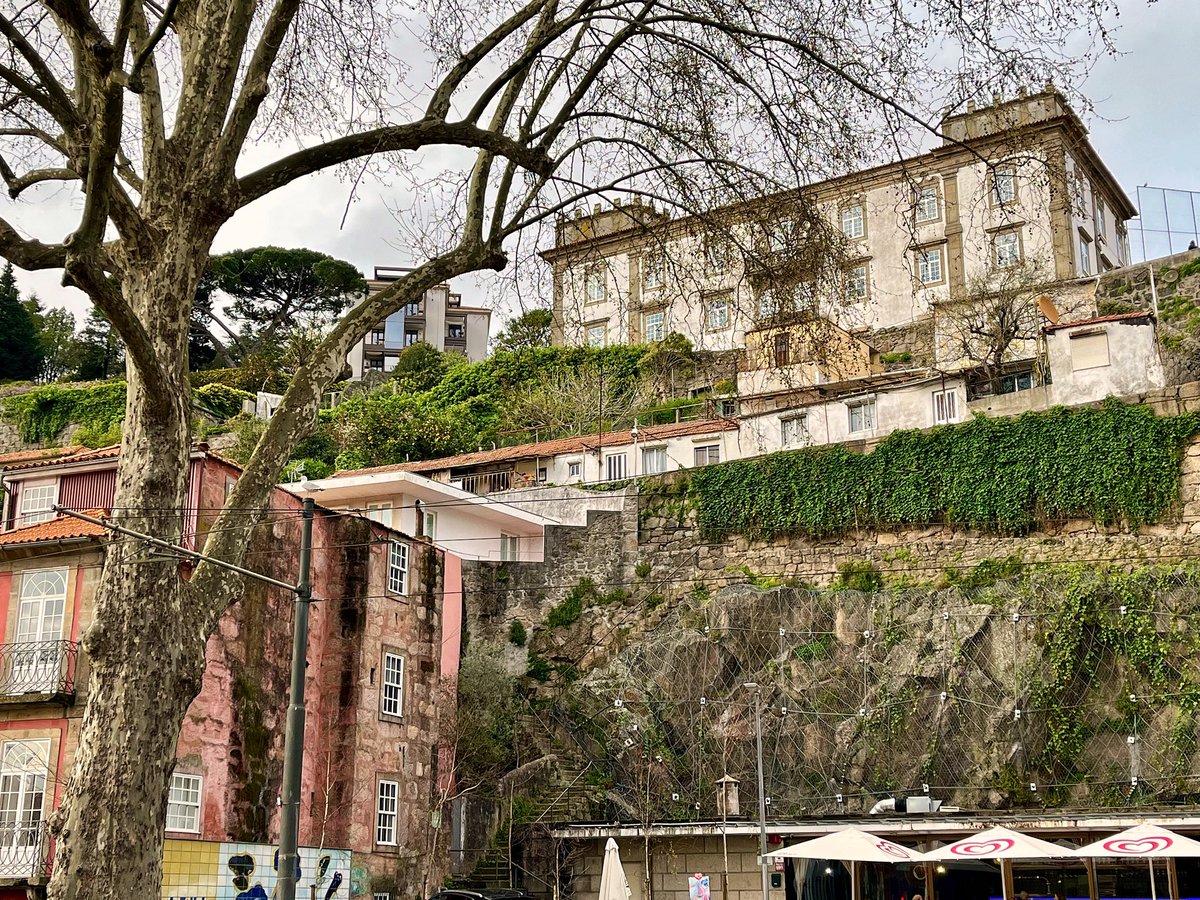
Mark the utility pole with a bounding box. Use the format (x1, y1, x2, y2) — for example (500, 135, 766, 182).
(279, 497, 315, 900)
(744, 682, 770, 900)
(54, 502, 317, 900)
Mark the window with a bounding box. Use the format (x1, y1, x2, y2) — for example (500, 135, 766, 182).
(368, 328, 385, 344)
(693, 445, 720, 467)
(447, 324, 465, 340)
(781, 416, 808, 448)
(1095, 196, 1107, 239)
(224, 477, 238, 500)
(932, 388, 958, 425)
(166, 773, 201, 833)
(773, 333, 791, 368)
(1000, 371, 1033, 394)
(367, 357, 385, 371)
(993, 231, 1021, 269)
(1071, 331, 1110, 370)
(403, 329, 419, 347)
(705, 294, 730, 330)
(848, 399, 876, 434)
(585, 267, 606, 304)
(537, 467, 547, 484)
(420, 510, 437, 541)
(376, 780, 398, 845)
(586, 323, 606, 348)
(388, 541, 408, 595)
(916, 248, 943, 285)
(404, 302, 421, 316)
(499, 533, 520, 562)
(643, 311, 665, 343)
(992, 168, 1016, 205)
(705, 240, 728, 273)
(1079, 235, 1092, 276)
(768, 220, 795, 253)
(643, 254, 664, 290)
(642, 447, 666, 475)
(914, 186, 940, 224)
(0, 739, 49, 854)
(841, 203, 865, 239)
(846, 264, 868, 303)
(375, 894, 392, 900)
(381, 652, 405, 717)
(757, 289, 777, 319)
(366, 502, 392, 526)
(567, 461, 582, 479)
(605, 453, 627, 482)
(18, 482, 56, 525)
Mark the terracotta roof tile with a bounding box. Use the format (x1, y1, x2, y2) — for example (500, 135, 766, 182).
(0, 510, 108, 547)
(0, 446, 88, 468)
(334, 418, 740, 477)
(2, 444, 121, 472)
(1044, 311, 1153, 332)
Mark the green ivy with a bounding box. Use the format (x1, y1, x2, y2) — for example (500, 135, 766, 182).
(2, 381, 127, 444)
(689, 401, 1200, 538)
(195, 383, 255, 419)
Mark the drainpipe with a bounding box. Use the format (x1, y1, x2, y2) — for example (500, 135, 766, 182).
(1148, 264, 1160, 319)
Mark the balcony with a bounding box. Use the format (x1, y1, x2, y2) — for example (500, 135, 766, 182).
(451, 471, 517, 496)
(0, 822, 51, 885)
(0, 641, 79, 703)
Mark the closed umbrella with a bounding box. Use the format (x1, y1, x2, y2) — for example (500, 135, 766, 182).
(1073, 823, 1200, 900)
(919, 826, 1075, 900)
(598, 838, 632, 900)
(769, 827, 918, 900)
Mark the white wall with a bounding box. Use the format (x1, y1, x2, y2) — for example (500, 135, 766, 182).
(1046, 319, 1165, 404)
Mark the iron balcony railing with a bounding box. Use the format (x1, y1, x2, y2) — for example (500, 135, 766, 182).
(453, 471, 515, 496)
(0, 641, 79, 699)
(0, 821, 51, 881)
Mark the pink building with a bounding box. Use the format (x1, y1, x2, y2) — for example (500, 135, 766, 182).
(0, 445, 447, 900)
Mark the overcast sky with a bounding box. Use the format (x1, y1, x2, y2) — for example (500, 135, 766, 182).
(6, 0, 1197, 326)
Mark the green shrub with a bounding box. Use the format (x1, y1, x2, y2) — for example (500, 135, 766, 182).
(508, 620, 528, 646)
(834, 560, 883, 592)
(526, 652, 552, 682)
(2, 381, 126, 444)
(195, 383, 255, 419)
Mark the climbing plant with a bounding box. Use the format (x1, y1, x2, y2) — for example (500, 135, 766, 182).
(2, 381, 127, 444)
(689, 401, 1200, 538)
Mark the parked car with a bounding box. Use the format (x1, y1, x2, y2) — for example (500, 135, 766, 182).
(431, 889, 535, 900)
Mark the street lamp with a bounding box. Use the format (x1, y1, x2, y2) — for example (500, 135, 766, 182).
(744, 682, 769, 900)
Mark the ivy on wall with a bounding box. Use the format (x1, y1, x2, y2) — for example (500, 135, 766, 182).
(689, 401, 1200, 538)
(2, 381, 127, 444)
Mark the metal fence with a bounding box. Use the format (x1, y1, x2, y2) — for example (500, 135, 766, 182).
(1130, 186, 1200, 262)
(0, 641, 79, 699)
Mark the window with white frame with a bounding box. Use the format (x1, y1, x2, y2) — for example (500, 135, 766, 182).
(914, 185, 940, 224)
(18, 482, 57, 525)
(388, 541, 408, 594)
(1095, 196, 1106, 239)
(705, 240, 728, 273)
(643, 254, 664, 290)
(993, 230, 1021, 269)
(1079, 234, 1092, 276)
(0, 739, 49, 849)
(166, 773, 202, 832)
(586, 323, 606, 348)
(499, 533, 520, 562)
(848, 398, 876, 434)
(381, 652, 405, 717)
(605, 453, 627, 482)
(567, 461, 582, 479)
(932, 388, 958, 425)
(366, 502, 392, 526)
(781, 415, 809, 448)
(641, 447, 667, 475)
(757, 289, 776, 319)
(374, 894, 392, 900)
(693, 445, 720, 466)
(841, 203, 865, 239)
(224, 477, 238, 500)
(376, 780, 398, 845)
(916, 248, 943, 285)
(705, 294, 730, 330)
(584, 267, 606, 304)
(643, 311, 665, 342)
(992, 168, 1016, 205)
(846, 264, 868, 303)
(768, 220, 796, 252)
(420, 510, 437, 541)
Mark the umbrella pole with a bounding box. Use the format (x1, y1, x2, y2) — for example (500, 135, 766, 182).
(851, 860, 858, 900)
(1149, 860, 1158, 900)
(1000, 859, 1014, 900)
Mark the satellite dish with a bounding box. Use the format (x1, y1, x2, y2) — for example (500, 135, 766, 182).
(1037, 294, 1060, 324)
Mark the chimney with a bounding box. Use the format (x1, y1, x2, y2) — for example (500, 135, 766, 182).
(966, 100, 977, 112)
(593, 203, 602, 215)
(716, 774, 741, 817)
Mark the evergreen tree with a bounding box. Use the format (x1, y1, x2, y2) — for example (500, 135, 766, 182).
(72, 307, 125, 380)
(36, 306, 78, 382)
(0, 263, 42, 381)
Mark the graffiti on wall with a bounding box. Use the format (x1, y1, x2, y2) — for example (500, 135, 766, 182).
(162, 840, 352, 900)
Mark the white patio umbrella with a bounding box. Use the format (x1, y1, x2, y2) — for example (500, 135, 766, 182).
(598, 838, 632, 900)
(768, 827, 918, 900)
(919, 826, 1075, 900)
(1073, 823, 1200, 900)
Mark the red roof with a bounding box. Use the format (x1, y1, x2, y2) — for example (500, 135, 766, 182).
(2, 444, 121, 472)
(1044, 311, 1153, 332)
(334, 418, 740, 477)
(0, 510, 108, 547)
(0, 446, 88, 468)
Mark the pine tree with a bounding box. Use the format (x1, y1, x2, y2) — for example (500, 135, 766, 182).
(0, 262, 42, 381)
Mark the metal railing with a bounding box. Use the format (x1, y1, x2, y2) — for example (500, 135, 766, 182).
(0, 641, 79, 699)
(452, 471, 517, 496)
(0, 821, 51, 881)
